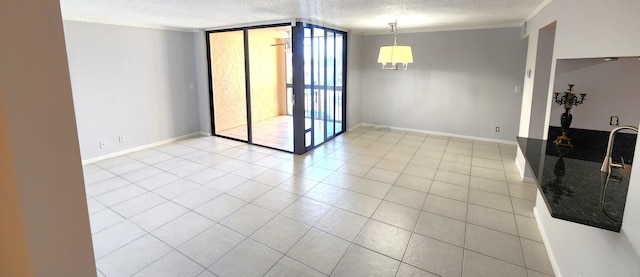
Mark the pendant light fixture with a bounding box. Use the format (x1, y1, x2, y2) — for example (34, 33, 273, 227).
(377, 20, 413, 70)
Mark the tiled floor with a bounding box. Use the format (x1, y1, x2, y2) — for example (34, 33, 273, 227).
(85, 126, 554, 277)
(216, 115, 344, 152)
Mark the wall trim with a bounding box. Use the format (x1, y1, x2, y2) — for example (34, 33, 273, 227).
(63, 19, 198, 32)
(347, 123, 364, 132)
(526, 0, 554, 21)
(82, 132, 202, 165)
(534, 204, 563, 277)
(359, 123, 518, 145)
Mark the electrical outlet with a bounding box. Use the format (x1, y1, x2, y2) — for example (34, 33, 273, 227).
(99, 140, 107, 148)
(495, 126, 500, 132)
(119, 136, 126, 143)
(610, 116, 619, 126)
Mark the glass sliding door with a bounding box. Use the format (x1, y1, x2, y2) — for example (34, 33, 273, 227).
(207, 25, 293, 152)
(248, 27, 293, 151)
(207, 22, 345, 155)
(209, 31, 248, 141)
(294, 23, 347, 152)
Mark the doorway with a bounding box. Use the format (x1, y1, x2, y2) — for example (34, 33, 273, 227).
(206, 22, 347, 154)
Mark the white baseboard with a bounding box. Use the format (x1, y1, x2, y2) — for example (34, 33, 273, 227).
(356, 123, 517, 145)
(534, 205, 562, 277)
(347, 123, 364, 132)
(82, 132, 202, 165)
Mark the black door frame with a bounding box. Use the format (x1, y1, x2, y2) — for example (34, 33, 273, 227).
(206, 22, 347, 155)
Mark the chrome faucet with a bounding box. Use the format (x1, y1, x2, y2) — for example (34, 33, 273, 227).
(601, 125, 639, 173)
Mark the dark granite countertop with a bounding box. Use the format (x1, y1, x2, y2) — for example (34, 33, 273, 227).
(517, 137, 631, 232)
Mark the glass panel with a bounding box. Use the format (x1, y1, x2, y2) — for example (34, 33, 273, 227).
(326, 31, 336, 137)
(313, 28, 326, 146)
(248, 26, 293, 152)
(304, 28, 312, 86)
(327, 88, 335, 137)
(305, 131, 312, 148)
(314, 88, 325, 146)
(335, 34, 344, 132)
(286, 87, 294, 115)
(315, 28, 325, 87)
(210, 31, 248, 141)
(304, 88, 312, 129)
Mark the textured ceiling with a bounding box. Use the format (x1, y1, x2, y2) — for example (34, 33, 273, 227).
(59, 0, 547, 34)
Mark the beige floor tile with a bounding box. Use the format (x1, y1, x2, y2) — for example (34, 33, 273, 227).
(471, 166, 506, 182)
(372, 201, 421, 231)
(515, 215, 543, 242)
(304, 183, 348, 205)
(96, 235, 171, 277)
(209, 239, 282, 277)
(422, 194, 468, 221)
(402, 164, 437, 179)
(350, 178, 392, 199)
(355, 220, 412, 260)
(264, 256, 325, 277)
(315, 207, 368, 241)
(469, 176, 509, 195)
(151, 212, 215, 247)
(462, 250, 527, 277)
(467, 204, 518, 235)
(252, 188, 300, 213)
(321, 171, 361, 189)
(438, 161, 471, 175)
(220, 204, 276, 236)
(384, 186, 427, 209)
(403, 233, 463, 277)
(335, 191, 382, 217)
(468, 189, 513, 213)
(226, 180, 272, 202)
(365, 167, 401, 184)
(414, 211, 466, 247)
(394, 174, 432, 192)
(333, 245, 400, 277)
(428, 181, 469, 202)
(521, 238, 554, 275)
(251, 215, 310, 253)
(178, 224, 245, 267)
(194, 194, 247, 221)
(434, 170, 470, 187)
(396, 263, 439, 277)
(464, 224, 525, 266)
(281, 197, 331, 226)
(287, 228, 350, 275)
(133, 250, 204, 277)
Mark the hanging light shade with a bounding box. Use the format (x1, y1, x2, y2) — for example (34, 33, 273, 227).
(378, 20, 413, 70)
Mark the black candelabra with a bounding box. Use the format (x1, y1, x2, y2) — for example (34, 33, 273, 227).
(553, 84, 586, 147)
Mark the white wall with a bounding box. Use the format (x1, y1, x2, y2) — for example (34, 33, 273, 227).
(550, 57, 640, 131)
(347, 33, 363, 129)
(0, 0, 95, 275)
(64, 21, 200, 160)
(194, 30, 212, 134)
(527, 25, 556, 139)
(360, 27, 527, 141)
(519, 1, 640, 275)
